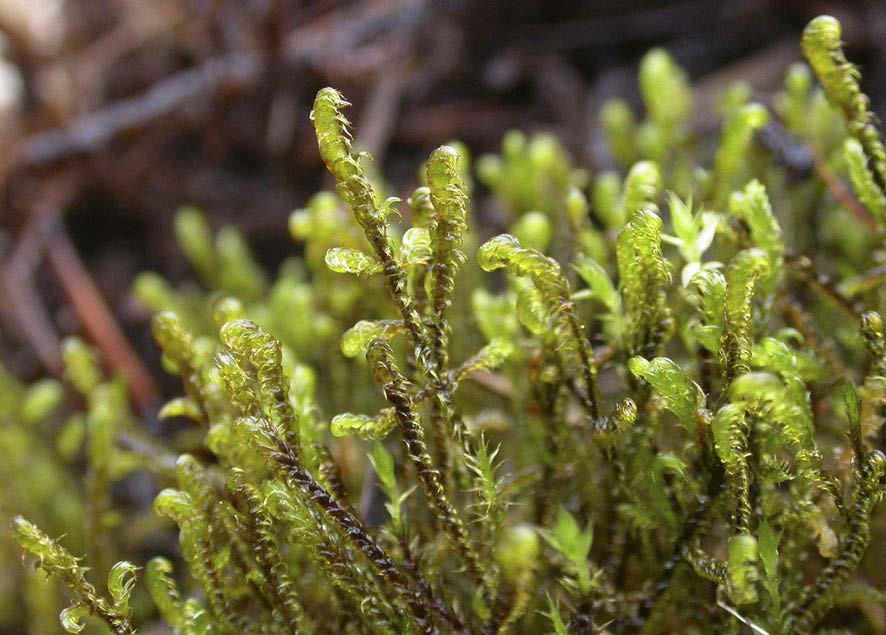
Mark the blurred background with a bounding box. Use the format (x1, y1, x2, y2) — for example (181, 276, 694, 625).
(0, 0, 885, 409)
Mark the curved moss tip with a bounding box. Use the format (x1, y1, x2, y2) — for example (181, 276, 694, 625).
(802, 15, 841, 46)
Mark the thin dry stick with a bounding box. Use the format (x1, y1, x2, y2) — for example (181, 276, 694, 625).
(0, 176, 82, 374)
(809, 146, 877, 231)
(15, 0, 429, 169)
(45, 215, 159, 411)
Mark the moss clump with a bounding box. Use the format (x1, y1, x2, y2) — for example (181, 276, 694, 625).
(7, 14, 886, 635)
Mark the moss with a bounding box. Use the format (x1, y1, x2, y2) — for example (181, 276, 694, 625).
(6, 14, 886, 635)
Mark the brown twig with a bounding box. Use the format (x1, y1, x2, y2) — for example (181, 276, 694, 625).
(0, 176, 84, 375)
(784, 250, 865, 319)
(44, 215, 160, 412)
(21, 52, 264, 166)
(71, 1, 185, 107)
(781, 296, 848, 380)
(14, 0, 430, 170)
(809, 146, 877, 231)
(356, 48, 415, 160)
(0, 214, 63, 374)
